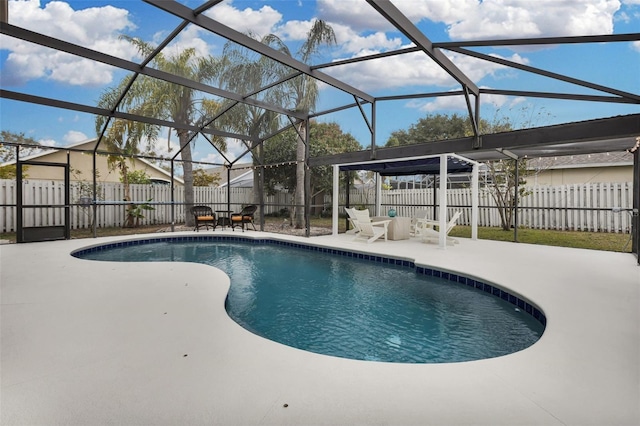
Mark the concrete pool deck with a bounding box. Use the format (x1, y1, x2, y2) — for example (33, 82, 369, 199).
(1, 231, 638, 425)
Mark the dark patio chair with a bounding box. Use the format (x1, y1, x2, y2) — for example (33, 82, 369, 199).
(230, 205, 257, 232)
(191, 205, 216, 231)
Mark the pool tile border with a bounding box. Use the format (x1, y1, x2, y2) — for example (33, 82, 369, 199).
(72, 235, 546, 327)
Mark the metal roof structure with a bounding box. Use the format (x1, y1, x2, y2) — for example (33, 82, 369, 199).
(339, 155, 475, 176)
(310, 114, 640, 167)
(1, 1, 639, 165)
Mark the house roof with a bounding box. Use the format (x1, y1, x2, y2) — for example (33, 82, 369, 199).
(1, 138, 93, 165)
(223, 170, 254, 188)
(205, 163, 253, 187)
(2, 138, 184, 184)
(527, 151, 633, 171)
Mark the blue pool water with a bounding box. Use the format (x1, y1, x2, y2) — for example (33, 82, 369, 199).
(76, 238, 545, 363)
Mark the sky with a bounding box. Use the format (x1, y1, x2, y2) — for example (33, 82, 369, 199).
(1, 0, 639, 167)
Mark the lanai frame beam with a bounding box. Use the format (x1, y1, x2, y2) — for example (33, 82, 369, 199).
(446, 46, 640, 102)
(0, 23, 306, 122)
(365, 0, 479, 97)
(144, 0, 375, 104)
(310, 114, 640, 166)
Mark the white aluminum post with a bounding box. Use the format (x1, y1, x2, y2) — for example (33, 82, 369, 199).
(472, 162, 479, 240)
(332, 164, 339, 235)
(439, 154, 448, 249)
(375, 172, 382, 216)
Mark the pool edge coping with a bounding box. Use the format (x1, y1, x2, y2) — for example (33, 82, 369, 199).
(71, 232, 547, 328)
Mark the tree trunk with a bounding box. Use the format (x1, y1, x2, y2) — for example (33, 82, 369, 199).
(253, 143, 263, 221)
(179, 131, 195, 227)
(294, 122, 306, 229)
(120, 161, 137, 228)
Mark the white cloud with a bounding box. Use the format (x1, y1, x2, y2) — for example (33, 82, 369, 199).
(405, 95, 464, 113)
(197, 153, 224, 166)
(63, 130, 87, 144)
(38, 138, 58, 147)
(217, 139, 254, 163)
(203, 1, 282, 37)
(272, 18, 402, 56)
(409, 89, 524, 113)
(317, 0, 392, 32)
(275, 19, 314, 41)
(331, 23, 403, 54)
(229, 140, 255, 163)
(615, 10, 632, 22)
(324, 0, 623, 42)
(327, 49, 452, 92)
(391, 0, 478, 26)
(447, 0, 621, 40)
(160, 25, 214, 59)
(146, 129, 180, 159)
(2, 0, 137, 86)
(189, 135, 252, 165)
(327, 48, 524, 92)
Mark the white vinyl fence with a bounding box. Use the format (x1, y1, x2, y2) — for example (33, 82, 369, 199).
(0, 180, 633, 233)
(341, 182, 634, 233)
(0, 180, 292, 232)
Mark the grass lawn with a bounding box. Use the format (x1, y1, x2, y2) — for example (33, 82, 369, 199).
(448, 226, 632, 253)
(0, 216, 632, 253)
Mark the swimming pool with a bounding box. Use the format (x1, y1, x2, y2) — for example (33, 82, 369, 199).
(74, 236, 545, 363)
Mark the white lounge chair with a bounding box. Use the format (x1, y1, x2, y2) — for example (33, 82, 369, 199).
(344, 207, 360, 234)
(421, 211, 462, 245)
(351, 209, 391, 243)
(410, 209, 430, 237)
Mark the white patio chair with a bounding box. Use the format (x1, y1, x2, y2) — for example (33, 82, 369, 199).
(351, 209, 391, 243)
(344, 207, 360, 234)
(421, 211, 462, 245)
(410, 209, 430, 237)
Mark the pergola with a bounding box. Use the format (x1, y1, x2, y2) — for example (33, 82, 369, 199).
(332, 154, 480, 249)
(1, 1, 639, 261)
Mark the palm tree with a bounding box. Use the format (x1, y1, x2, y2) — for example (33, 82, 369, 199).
(219, 21, 336, 229)
(96, 37, 225, 227)
(216, 33, 292, 215)
(287, 20, 336, 228)
(96, 84, 158, 227)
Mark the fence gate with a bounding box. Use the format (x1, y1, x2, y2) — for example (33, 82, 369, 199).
(16, 160, 70, 243)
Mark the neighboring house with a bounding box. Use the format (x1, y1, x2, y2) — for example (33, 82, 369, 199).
(385, 152, 633, 188)
(527, 152, 633, 185)
(205, 163, 253, 188)
(2, 139, 184, 186)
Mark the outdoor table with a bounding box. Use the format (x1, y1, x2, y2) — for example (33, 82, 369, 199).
(215, 210, 232, 230)
(372, 216, 412, 240)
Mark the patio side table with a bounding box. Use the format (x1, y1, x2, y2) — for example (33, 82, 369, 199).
(215, 210, 232, 230)
(372, 216, 412, 240)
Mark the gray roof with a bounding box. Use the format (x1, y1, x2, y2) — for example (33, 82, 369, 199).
(527, 151, 633, 170)
(205, 163, 253, 187)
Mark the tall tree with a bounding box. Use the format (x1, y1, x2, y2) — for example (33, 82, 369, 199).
(96, 37, 225, 227)
(484, 158, 530, 231)
(385, 113, 471, 147)
(218, 21, 336, 229)
(193, 168, 221, 187)
(217, 33, 288, 213)
(285, 20, 336, 228)
(384, 112, 532, 231)
(263, 121, 361, 201)
(0, 131, 41, 178)
(95, 89, 158, 227)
